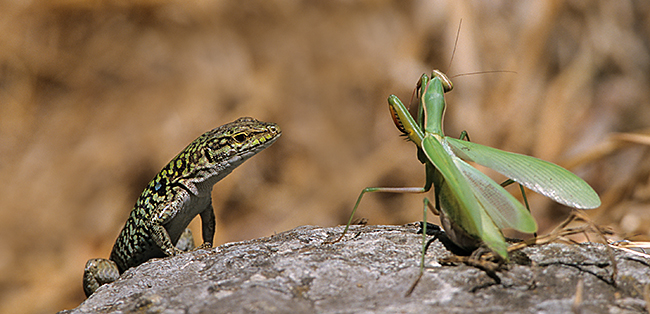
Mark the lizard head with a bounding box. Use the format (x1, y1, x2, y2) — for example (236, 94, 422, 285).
(163, 117, 281, 192)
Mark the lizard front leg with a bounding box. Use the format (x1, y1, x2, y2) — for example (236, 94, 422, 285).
(150, 224, 185, 256)
(149, 187, 192, 257)
(157, 202, 214, 252)
(196, 200, 216, 249)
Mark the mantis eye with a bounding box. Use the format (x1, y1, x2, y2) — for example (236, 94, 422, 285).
(431, 69, 453, 92)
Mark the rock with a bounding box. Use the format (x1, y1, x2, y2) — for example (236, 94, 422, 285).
(59, 224, 649, 313)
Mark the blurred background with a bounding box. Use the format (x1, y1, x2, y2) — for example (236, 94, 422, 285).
(1, 0, 649, 312)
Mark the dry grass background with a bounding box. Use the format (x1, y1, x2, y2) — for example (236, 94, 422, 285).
(1, 0, 649, 313)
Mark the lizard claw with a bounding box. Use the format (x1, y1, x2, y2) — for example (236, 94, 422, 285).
(194, 242, 213, 250)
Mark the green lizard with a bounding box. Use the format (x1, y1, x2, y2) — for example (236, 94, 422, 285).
(83, 117, 281, 297)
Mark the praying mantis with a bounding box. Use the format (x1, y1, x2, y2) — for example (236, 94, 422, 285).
(330, 69, 601, 264)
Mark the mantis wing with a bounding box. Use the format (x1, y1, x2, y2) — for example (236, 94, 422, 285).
(422, 134, 508, 259)
(446, 137, 601, 209)
(449, 152, 537, 233)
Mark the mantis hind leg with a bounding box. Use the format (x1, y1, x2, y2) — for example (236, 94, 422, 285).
(407, 173, 447, 296)
(406, 197, 437, 296)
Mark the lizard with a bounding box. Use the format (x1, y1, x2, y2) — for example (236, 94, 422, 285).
(83, 117, 281, 297)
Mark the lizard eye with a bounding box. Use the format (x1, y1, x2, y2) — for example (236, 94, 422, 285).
(233, 133, 247, 143)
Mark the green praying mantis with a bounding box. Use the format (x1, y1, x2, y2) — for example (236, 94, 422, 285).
(331, 69, 601, 265)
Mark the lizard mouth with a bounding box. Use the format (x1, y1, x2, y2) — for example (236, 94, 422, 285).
(241, 134, 280, 159)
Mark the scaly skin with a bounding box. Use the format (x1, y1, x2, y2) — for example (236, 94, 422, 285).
(83, 117, 281, 297)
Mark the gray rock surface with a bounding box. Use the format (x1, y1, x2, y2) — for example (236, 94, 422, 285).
(60, 224, 650, 313)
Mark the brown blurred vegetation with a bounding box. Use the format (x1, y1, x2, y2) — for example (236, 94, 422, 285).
(1, 1, 649, 313)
